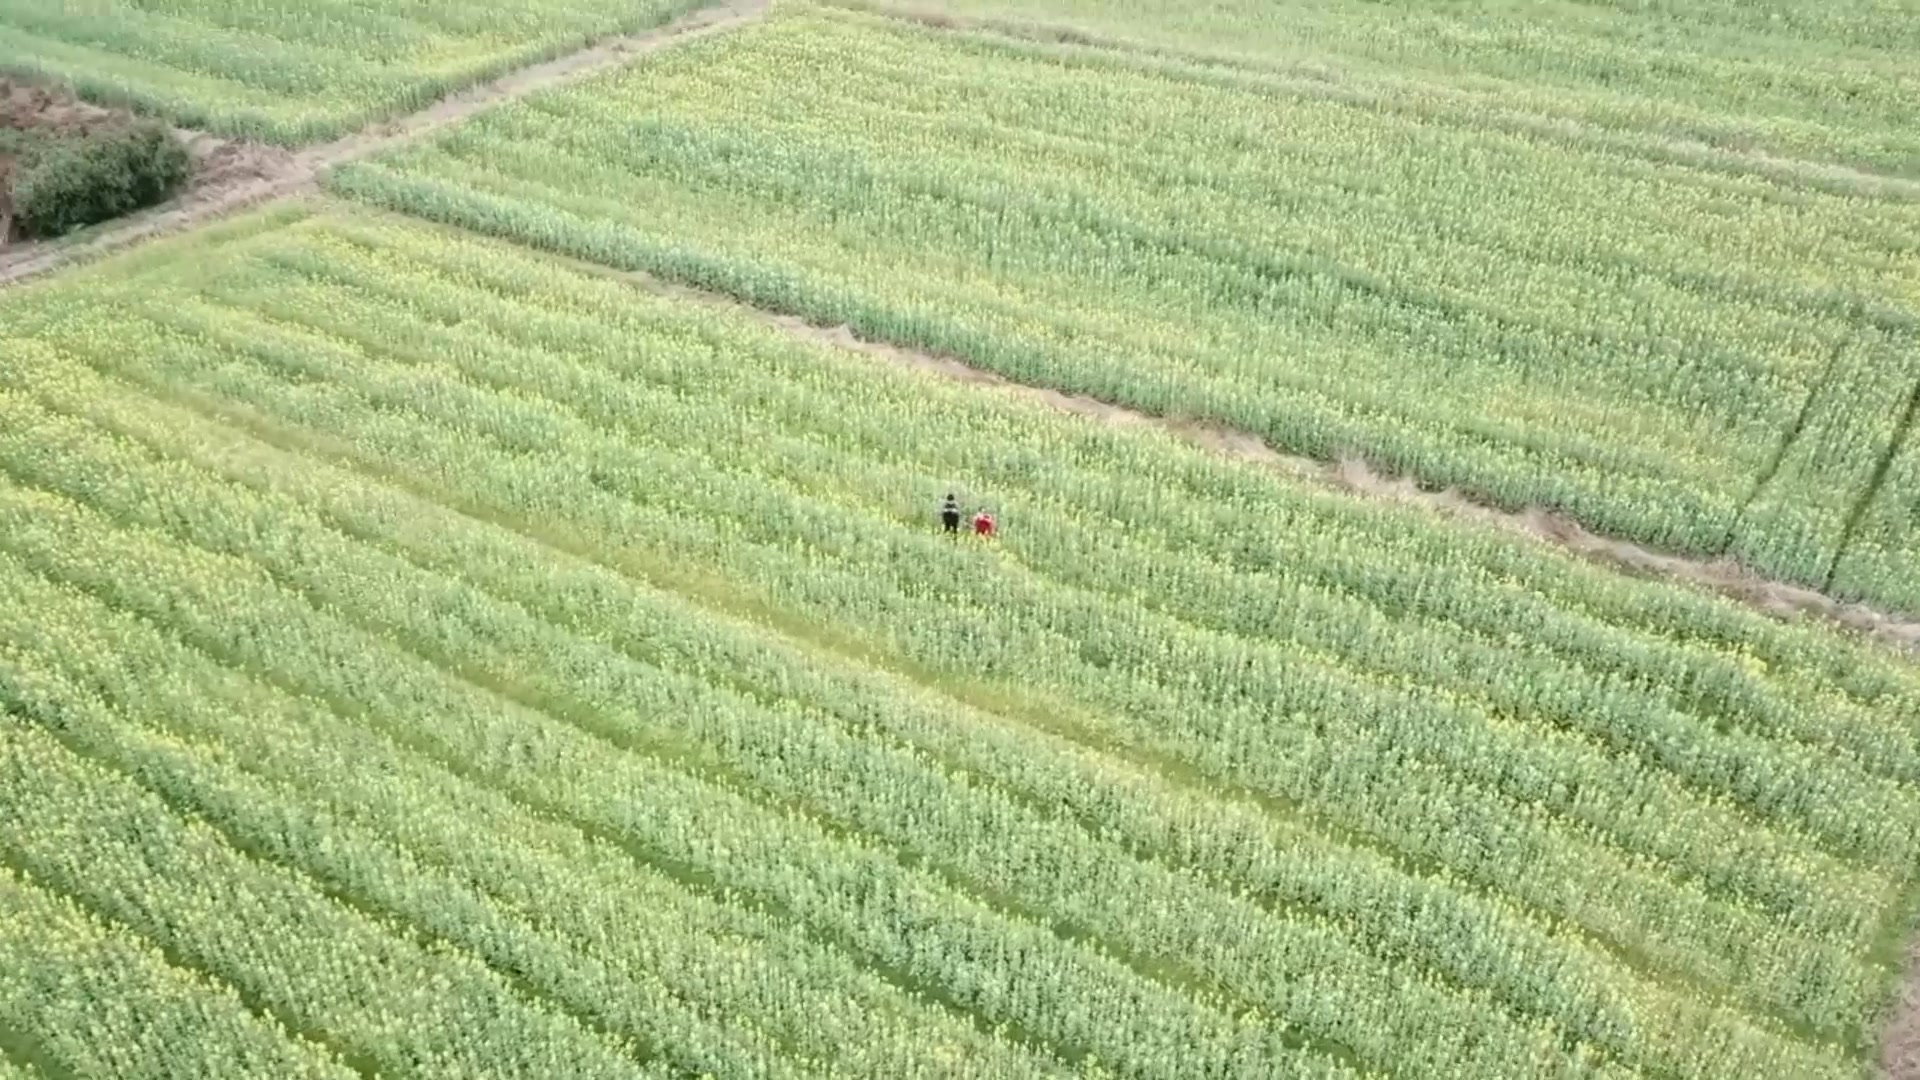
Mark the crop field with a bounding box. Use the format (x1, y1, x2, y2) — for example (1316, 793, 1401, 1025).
(851, 0, 1920, 176)
(5, 0, 1920, 1077)
(331, 4, 1920, 616)
(0, 0, 707, 143)
(1, 204, 1919, 1077)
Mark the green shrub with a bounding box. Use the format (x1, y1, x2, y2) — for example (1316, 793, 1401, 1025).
(13, 121, 190, 239)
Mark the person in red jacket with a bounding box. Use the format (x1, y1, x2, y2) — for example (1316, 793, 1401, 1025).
(972, 510, 996, 538)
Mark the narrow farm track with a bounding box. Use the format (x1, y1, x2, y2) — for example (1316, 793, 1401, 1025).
(8, 200, 1920, 1074)
(1828, 378, 1920, 593)
(1723, 334, 1848, 554)
(1, 0, 1914, 649)
(544, 243, 1920, 1080)
(827, 0, 1920, 201)
(483, 239, 1920, 657)
(4, 2, 1920, 1069)
(1889, 947, 1920, 1080)
(0, 0, 770, 288)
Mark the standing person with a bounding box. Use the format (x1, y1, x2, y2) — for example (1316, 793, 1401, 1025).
(973, 509, 996, 539)
(940, 492, 962, 535)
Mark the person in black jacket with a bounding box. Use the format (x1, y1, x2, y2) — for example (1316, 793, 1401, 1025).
(939, 493, 962, 535)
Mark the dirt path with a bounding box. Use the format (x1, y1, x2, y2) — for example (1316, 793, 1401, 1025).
(1887, 944, 1920, 1080)
(6, 0, 1920, 1065)
(802, 324, 1920, 653)
(8, 0, 1912, 650)
(528, 249, 1920, 656)
(0, 0, 768, 288)
(832, 0, 1920, 202)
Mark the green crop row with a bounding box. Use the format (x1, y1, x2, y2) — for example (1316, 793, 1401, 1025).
(0, 551, 1056, 1079)
(2, 206, 1916, 1076)
(0, 427, 1326, 1080)
(824, 0, 1920, 177)
(0, 863, 349, 1079)
(0, 0, 707, 144)
(1831, 412, 1920, 615)
(328, 5, 1920, 615)
(0, 700, 665, 1079)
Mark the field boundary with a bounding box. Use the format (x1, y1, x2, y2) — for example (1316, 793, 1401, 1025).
(821, 0, 1920, 201)
(1827, 377, 1920, 594)
(0, 0, 769, 288)
(1885, 926, 1920, 1080)
(31, 172, 1920, 653)
(2, 0, 1919, 1062)
(1722, 334, 1848, 554)
(476, 229, 1920, 655)
(4, 0, 1916, 652)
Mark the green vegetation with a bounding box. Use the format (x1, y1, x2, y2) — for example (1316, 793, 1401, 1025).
(0, 863, 351, 1079)
(8, 119, 189, 238)
(2, 205, 1918, 1077)
(1837, 417, 1920, 615)
(0, 0, 708, 144)
(5, 0, 1918, 1075)
(835, 0, 1920, 177)
(331, 4, 1920, 615)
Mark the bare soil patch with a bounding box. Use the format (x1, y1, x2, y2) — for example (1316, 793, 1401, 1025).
(1886, 941, 1920, 1080)
(833, 0, 1920, 201)
(554, 250, 1920, 656)
(176, 132, 298, 204)
(2, 78, 121, 136)
(319, 0, 767, 164)
(809, 316, 1920, 651)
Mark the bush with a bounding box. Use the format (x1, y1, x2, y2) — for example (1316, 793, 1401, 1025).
(13, 120, 189, 239)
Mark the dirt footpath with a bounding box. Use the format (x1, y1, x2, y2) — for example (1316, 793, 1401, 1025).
(4, 0, 1920, 1068)
(794, 312, 1920, 653)
(590, 247, 1920, 1080)
(1887, 947, 1920, 1080)
(0, 0, 767, 287)
(531, 248, 1920, 656)
(2, 78, 118, 134)
(0, 75, 301, 280)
